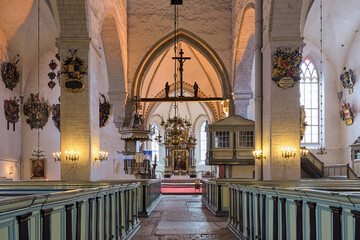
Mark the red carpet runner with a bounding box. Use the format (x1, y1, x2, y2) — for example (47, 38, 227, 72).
(161, 183, 202, 195)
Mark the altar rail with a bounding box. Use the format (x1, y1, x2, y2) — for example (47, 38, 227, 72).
(227, 181, 360, 240)
(0, 179, 162, 240)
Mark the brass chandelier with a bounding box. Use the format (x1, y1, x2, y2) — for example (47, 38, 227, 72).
(155, 116, 196, 148)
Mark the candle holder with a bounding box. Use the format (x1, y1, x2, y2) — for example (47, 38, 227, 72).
(300, 147, 309, 157)
(252, 150, 266, 160)
(53, 152, 61, 161)
(65, 150, 79, 161)
(281, 147, 296, 158)
(95, 151, 108, 161)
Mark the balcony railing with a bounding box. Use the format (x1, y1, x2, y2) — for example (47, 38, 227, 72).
(324, 163, 359, 179)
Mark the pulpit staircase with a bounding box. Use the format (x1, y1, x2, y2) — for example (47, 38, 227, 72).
(301, 148, 359, 179)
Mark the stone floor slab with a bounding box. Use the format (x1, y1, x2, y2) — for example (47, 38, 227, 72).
(133, 195, 235, 239)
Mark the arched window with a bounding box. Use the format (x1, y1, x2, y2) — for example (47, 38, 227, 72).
(200, 122, 207, 163)
(300, 58, 319, 144)
(151, 123, 159, 161)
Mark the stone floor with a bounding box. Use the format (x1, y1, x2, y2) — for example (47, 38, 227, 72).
(132, 195, 235, 240)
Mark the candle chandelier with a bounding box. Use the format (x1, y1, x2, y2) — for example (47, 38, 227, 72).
(155, 116, 197, 148)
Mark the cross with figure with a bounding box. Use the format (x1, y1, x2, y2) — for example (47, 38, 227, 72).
(172, 49, 191, 97)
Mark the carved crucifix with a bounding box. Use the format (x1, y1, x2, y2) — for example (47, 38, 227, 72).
(172, 49, 191, 97)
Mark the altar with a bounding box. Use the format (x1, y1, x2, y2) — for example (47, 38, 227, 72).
(163, 147, 196, 177)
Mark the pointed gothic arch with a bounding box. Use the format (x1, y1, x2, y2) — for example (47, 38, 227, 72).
(131, 29, 231, 100)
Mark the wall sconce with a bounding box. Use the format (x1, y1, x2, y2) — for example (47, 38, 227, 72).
(53, 152, 61, 162)
(95, 151, 108, 161)
(300, 148, 309, 157)
(8, 165, 14, 175)
(281, 147, 296, 158)
(252, 150, 266, 160)
(65, 150, 79, 161)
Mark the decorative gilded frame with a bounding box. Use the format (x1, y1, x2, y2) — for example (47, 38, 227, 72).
(172, 149, 188, 172)
(30, 158, 46, 179)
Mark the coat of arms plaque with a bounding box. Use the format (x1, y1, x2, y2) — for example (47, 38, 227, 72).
(1, 55, 20, 91)
(272, 47, 302, 89)
(23, 93, 50, 129)
(4, 97, 20, 131)
(340, 102, 354, 126)
(340, 67, 355, 94)
(62, 49, 87, 93)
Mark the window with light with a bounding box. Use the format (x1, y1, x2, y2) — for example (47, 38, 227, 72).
(238, 131, 254, 148)
(151, 123, 159, 161)
(200, 122, 207, 163)
(300, 58, 319, 144)
(215, 131, 230, 148)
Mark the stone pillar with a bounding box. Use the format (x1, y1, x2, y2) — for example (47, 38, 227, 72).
(261, 40, 302, 180)
(108, 91, 127, 128)
(57, 38, 100, 181)
(254, 0, 263, 180)
(234, 92, 253, 117)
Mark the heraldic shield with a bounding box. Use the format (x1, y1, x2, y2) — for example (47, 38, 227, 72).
(340, 67, 355, 94)
(23, 93, 50, 129)
(1, 56, 20, 91)
(62, 49, 87, 93)
(4, 97, 20, 131)
(340, 102, 354, 126)
(52, 102, 60, 131)
(272, 47, 302, 89)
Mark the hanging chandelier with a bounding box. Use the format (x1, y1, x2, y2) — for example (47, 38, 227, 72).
(155, 116, 196, 148)
(152, 0, 197, 150)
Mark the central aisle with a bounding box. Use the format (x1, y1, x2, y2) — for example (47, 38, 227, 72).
(133, 195, 234, 240)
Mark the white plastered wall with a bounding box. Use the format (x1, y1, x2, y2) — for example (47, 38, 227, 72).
(302, 0, 360, 167)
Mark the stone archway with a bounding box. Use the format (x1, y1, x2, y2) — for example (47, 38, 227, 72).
(131, 29, 232, 100)
(233, 5, 255, 118)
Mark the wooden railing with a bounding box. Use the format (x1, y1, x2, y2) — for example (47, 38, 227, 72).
(201, 179, 230, 216)
(302, 148, 324, 176)
(0, 180, 161, 240)
(138, 179, 162, 217)
(227, 181, 360, 240)
(324, 163, 359, 179)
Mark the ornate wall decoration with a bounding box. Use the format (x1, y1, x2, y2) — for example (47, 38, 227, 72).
(340, 102, 354, 126)
(4, 97, 19, 131)
(1, 55, 20, 91)
(340, 67, 354, 94)
(23, 93, 50, 129)
(47, 59, 57, 90)
(272, 47, 302, 89)
(99, 93, 111, 127)
(62, 49, 87, 93)
(51, 97, 60, 131)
